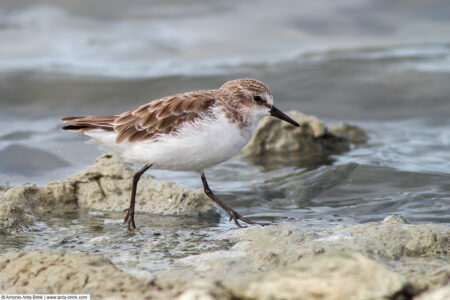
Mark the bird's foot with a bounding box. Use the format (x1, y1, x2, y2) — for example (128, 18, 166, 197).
(227, 209, 268, 228)
(123, 207, 137, 231)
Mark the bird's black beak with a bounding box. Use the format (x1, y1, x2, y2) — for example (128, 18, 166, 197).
(270, 105, 300, 127)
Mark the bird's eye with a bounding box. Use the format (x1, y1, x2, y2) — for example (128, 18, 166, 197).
(253, 96, 262, 102)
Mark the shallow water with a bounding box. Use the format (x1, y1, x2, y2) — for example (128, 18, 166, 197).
(0, 0, 449, 273)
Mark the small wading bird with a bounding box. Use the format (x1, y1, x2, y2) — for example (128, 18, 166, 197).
(62, 79, 299, 230)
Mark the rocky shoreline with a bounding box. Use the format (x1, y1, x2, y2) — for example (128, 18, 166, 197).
(1, 112, 448, 299)
(0, 216, 448, 299)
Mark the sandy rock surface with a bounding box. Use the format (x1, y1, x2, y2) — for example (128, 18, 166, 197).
(66, 154, 215, 217)
(168, 215, 449, 299)
(416, 286, 450, 300)
(0, 251, 180, 299)
(0, 154, 218, 232)
(241, 254, 404, 300)
(0, 216, 448, 300)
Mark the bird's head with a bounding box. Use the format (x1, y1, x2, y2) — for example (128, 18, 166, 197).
(219, 78, 299, 127)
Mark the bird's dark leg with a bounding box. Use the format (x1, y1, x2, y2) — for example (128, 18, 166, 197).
(200, 172, 265, 228)
(124, 163, 152, 231)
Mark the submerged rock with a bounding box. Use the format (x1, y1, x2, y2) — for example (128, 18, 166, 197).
(0, 154, 218, 232)
(240, 111, 367, 158)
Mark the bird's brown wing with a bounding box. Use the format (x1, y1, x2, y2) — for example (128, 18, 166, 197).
(113, 92, 216, 143)
(62, 91, 217, 143)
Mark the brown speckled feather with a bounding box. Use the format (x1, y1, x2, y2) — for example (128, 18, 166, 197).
(62, 92, 217, 144)
(61, 115, 116, 132)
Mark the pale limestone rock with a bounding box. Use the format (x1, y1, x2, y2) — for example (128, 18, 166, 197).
(416, 286, 450, 300)
(3, 182, 75, 213)
(67, 154, 216, 217)
(0, 182, 75, 232)
(0, 251, 178, 299)
(243, 254, 405, 300)
(175, 281, 232, 300)
(170, 218, 449, 298)
(0, 154, 218, 231)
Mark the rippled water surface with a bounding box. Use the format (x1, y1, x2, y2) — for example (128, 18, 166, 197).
(0, 0, 449, 270)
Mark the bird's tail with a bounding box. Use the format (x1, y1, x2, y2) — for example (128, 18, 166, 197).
(61, 115, 117, 132)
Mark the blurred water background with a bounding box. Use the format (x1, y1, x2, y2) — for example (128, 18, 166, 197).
(1, 0, 449, 229)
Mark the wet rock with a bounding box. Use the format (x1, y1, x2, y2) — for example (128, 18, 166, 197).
(0, 251, 179, 299)
(240, 111, 367, 158)
(0, 182, 77, 232)
(3, 182, 77, 212)
(0, 182, 75, 232)
(0, 199, 34, 232)
(0, 154, 218, 231)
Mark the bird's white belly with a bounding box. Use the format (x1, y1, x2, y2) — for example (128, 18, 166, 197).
(86, 113, 253, 172)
